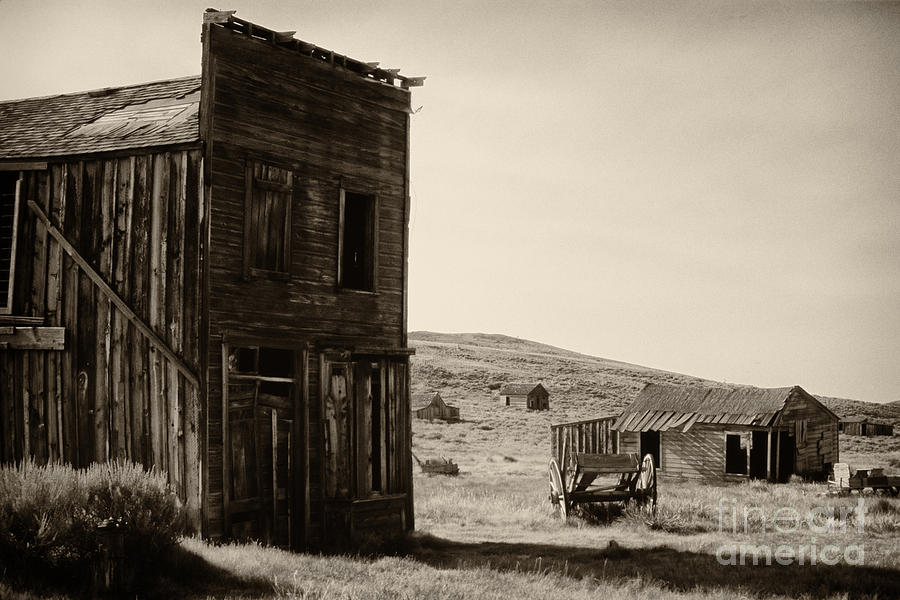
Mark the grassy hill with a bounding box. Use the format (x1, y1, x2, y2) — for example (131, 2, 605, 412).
(409, 331, 900, 473)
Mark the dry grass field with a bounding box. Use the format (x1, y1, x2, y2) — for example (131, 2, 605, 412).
(5, 332, 899, 599)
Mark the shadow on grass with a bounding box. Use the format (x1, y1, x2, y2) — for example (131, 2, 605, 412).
(139, 543, 275, 599)
(405, 533, 900, 599)
(0, 543, 275, 600)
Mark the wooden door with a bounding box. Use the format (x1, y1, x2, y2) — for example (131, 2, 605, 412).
(224, 344, 296, 547)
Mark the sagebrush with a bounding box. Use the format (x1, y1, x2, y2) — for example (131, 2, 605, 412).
(0, 460, 186, 587)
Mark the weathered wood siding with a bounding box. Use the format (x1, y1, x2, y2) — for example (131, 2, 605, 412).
(504, 390, 548, 410)
(414, 400, 459, 421)
(550, 416, 618, 469)
(620, 426, 754, 481)
(778, 389, 838, 476)
(528, 389, 549, 410)
(658, 425, 737, 480)
(202, 23, 413, 547)
(842, 420, 893, 437)
(0, 152, 204, 524)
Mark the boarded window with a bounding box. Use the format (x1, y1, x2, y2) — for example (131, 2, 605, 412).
(323, 355, 406, 500)
(725, 433, 747, 475)
(244, 162, 293, 277)
(338, 189, 376, 291)
(0, 172, 19, 313)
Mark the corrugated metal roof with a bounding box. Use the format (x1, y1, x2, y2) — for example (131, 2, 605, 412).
(0, 76, 201, 160)
(613, 384, 802, 432)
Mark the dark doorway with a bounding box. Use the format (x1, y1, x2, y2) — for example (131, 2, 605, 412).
(640, 430, 661, 469)
(725, 434, 747, 475)
(776, 431, 795, 482)
(749, 430, 768, 479)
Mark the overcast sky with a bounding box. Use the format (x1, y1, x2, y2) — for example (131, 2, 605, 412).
(2, 1, 898, 403)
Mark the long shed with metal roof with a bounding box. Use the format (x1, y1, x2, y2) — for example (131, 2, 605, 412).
(613, 384, 839, 482)
(0, 9, 423, 552)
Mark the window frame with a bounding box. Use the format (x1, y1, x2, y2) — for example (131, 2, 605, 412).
(724, 432, 749, 475)
(0, 172, 21, 315)
(243, 160, 293, 280)
(337, 184, 379, 293)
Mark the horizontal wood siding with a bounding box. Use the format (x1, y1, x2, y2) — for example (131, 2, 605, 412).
(0, 152, 205, 527)
(659, 425, 735, 481)
(203, 24, 412, 547)
(779, 390, 839, 476)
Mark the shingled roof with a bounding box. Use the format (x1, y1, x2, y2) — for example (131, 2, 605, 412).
(0, 76, 201, 160)
(614, 384, 834, 432)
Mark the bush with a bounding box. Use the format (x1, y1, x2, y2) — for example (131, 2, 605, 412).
(0, 460, 186, 588)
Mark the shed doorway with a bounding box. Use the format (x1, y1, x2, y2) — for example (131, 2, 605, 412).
(223, 344, 302, 548)
(749, 430, 768, 479)
(776, 431, 795, 483)
(640, 430, 660, 470)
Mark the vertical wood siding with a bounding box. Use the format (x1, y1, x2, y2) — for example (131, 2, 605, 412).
(0, 150, 204, 526)
(550, 416, 618, 470)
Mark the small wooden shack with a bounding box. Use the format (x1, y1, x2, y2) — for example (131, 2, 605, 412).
(613, 384, 839, 482)
(413, 392, 459, 422)
(0, 10, 423, 552)
(840, 417, 894, 437)
(500, 382, 549, 410)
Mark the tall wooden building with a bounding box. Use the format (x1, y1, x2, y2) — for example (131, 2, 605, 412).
(0, 10, 423, 551)
(613, 384, 839, 482)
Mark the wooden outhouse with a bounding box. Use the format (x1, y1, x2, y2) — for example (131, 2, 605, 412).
(413, 392, 459, 422)
(0, 10, 423, 551)
(840, 417, 893, 437)
(500, 382, 549, 410)
(613, 384, 839, 482)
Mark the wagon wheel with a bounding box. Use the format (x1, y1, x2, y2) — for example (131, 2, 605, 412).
(548, 459, 569, 519)
(636, 454, 657, 508)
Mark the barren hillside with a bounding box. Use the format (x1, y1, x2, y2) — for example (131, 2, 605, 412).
(408, 331, 899, 473)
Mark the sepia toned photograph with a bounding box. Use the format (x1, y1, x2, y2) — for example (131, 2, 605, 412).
(1, 1, 898, 598)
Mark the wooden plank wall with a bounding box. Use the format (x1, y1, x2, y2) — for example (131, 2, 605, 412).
(550, 416, 618, 468)
(779, 390, 838, 476)
(414, 402, 459, 421)
(657, 425, 734, 481)
(843, 421, 893, 437)
(203, 23, 412, 545)
(0, 150, 204, 526)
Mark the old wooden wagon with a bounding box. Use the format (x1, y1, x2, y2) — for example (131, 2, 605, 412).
(0, 10, 423, 552)
(548, 416, 656, 517)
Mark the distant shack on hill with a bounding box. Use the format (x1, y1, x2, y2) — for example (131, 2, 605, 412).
(500, 382, 549, 410)
(413, 393, 460, 422)
(840, 417, 893, 437)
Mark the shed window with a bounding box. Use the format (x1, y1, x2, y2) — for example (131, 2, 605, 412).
(244, 162, 293, 278)
(0, 172, 20, 314)
(725, 433, 748, 475)
(338, 189, 377, 291)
